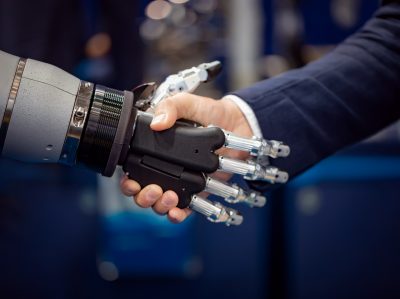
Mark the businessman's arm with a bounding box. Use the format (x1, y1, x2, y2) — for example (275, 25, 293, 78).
(233, 2, 400, 178)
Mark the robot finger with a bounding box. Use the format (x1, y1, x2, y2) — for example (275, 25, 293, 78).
(189, 194, 243, 226)
(204, 176, 266, 207)
(218, 156, 289, 184)
(221, 129, 290, 158)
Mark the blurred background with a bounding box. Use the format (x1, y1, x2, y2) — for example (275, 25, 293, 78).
(0, 0, 400, 298)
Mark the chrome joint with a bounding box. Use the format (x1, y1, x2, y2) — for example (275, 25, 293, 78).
(59, 81, 93, 165)
(189, 195, 243, 226)
(0, 58, 26, 154)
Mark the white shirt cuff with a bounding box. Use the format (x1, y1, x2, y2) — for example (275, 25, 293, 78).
(222, 94, 263, 138)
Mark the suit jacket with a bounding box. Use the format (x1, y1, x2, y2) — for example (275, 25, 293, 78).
(233, 2, 400, 179)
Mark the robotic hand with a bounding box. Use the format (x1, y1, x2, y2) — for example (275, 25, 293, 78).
(127, 62, 290, 225)
(0, 50, 290, 226)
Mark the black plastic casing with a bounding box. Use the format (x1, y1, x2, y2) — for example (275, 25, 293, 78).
(130, 113, 225, 172)
(122, 112, 226, 208)
(77, 86, 134, 176)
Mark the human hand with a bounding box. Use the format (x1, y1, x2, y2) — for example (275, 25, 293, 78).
(120, 93, 253, 223)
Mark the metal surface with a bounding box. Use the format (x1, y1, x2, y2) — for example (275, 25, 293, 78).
(205, 176, 266, 207)
(59, 81, 93, 165)
(223, 129, 290, 158)
(149, 61, 221, 108)
(219, 156, 288, 183)
(77, 85, 125, 174)
(0, 58, 26, 153)
(103, 90, 134, 177)
(189, 195, 243, 226)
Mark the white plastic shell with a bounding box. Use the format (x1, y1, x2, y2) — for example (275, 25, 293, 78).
(2, 59, 80, 163)
(0, 51, 19, 122)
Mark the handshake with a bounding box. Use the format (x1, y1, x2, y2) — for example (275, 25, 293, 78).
(0, 50, 289, 227)
(120, 62, 290, 226)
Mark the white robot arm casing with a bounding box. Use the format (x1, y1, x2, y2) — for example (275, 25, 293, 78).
(0, 50, 80, 163)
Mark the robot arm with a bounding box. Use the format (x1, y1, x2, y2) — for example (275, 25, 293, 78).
(0, 51, 80, 164)
(0, 50, 290, 226)
(0, 50, 133, 175)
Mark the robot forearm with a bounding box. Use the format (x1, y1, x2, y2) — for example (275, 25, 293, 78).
(0, 50, 133, 176)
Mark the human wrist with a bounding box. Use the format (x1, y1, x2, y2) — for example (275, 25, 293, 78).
(219, 97, 253, 138)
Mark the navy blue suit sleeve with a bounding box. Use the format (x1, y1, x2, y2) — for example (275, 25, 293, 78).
(233, 3, 400, 178)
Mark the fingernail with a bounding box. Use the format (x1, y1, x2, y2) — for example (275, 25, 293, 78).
(126, 189, 135, 196)
(162, 196, 175, 206)
(146, 189, 159, 202)
(151, 113, 166, 126)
